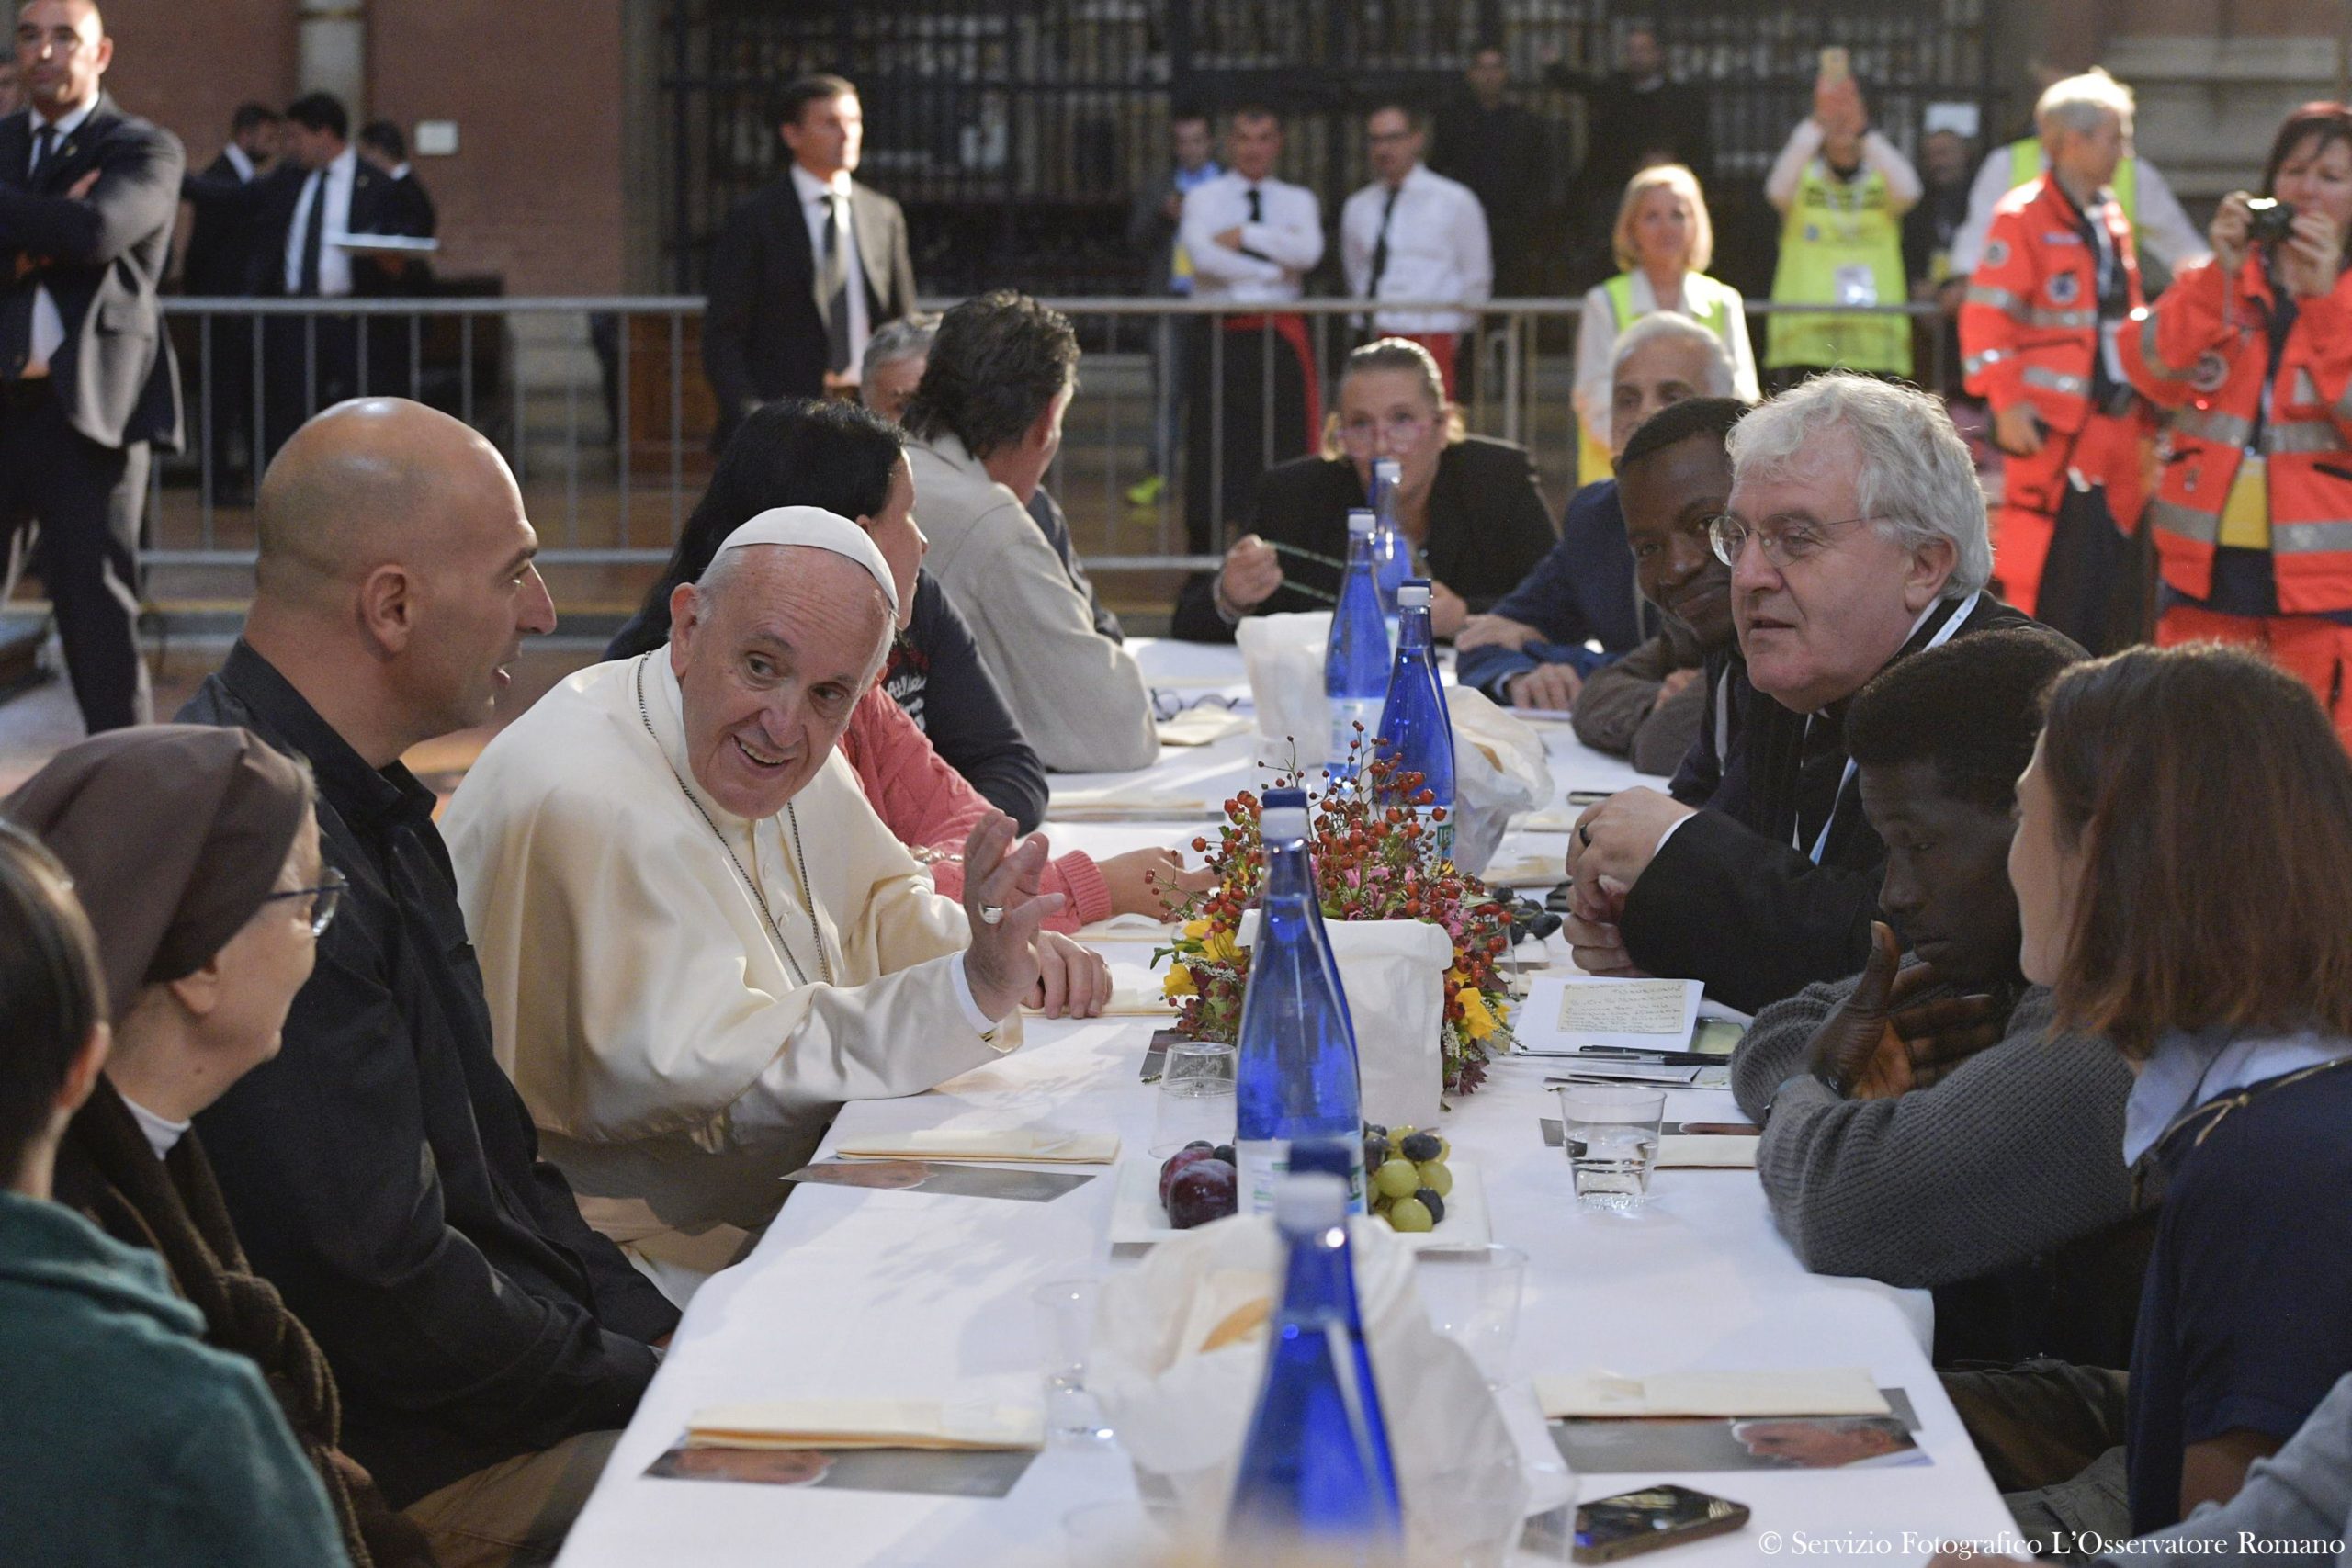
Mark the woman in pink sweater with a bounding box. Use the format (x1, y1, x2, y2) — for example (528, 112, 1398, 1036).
(840, 684, 1196, 931)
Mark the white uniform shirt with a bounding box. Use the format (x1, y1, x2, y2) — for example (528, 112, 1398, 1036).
(23, 97, 97, 373)
(790, 161, 871, 376)
(1179, 170, 1325, 305)
(1340, 162, 1492, 334)
(1950, 145, 2208, 276)
(284, 143, 360, 298)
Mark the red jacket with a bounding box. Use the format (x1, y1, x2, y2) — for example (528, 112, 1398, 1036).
(1961, 174, 2143, 434)
(838, 684, 1110, 931)
(2116, 254, 2352, 611)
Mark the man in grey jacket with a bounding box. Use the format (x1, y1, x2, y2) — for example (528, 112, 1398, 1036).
(901, 291, 1158, 773)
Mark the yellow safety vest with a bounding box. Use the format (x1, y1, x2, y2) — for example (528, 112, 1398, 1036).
(1579, 273, 1744, 483)
(2007, 137, 2141, 236)
(1765, 158, 1911, 376)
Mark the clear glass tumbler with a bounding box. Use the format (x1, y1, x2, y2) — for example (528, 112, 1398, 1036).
(1555, 1083, 1665, 1212)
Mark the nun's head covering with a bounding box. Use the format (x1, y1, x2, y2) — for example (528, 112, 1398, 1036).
(4, 727, 314, 1020)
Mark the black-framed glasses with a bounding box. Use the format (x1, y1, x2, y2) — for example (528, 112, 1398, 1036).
(260, 865, 347, 937)
(1706, 513, 1878, 570)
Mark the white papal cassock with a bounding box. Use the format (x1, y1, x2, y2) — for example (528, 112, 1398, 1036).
(442, 651, 1020, 1261)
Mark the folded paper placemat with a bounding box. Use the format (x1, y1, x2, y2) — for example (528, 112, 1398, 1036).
(832, 1129, 1120, 1164)
(687, 1398, 1045, 1451)
(1657, 1134, 1760, 1168)
(1048, 788, 1219, 822)
(1537, 1368, 1890, 1420)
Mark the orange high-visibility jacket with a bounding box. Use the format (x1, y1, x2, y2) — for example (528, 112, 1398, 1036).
(1960, 174, 2143, 434)
(2116, 254, 2352, 612)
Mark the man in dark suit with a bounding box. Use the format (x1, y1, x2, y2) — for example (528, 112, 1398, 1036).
(1566, 375, 2029, 1015)
(703, 73, 917, 449)
(0, 0, 183, 732)
(178, 101, 276, 497)
(187, 93, 425, 456)
(357, 119, 435, 265)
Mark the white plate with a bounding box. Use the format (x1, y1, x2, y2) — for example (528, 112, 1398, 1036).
(1108, 1154, 1491, 1253)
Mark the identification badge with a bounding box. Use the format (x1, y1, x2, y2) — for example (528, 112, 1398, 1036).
(2217, 452, 2271, 550)
(1832, 264, 1879, 308)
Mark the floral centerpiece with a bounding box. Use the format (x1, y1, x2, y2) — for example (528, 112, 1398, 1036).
(1153, 745, 1513, 1097)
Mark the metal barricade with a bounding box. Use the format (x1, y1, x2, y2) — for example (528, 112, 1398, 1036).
(149, 295, 1952, 594)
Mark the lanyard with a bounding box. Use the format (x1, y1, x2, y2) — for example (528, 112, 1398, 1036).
(1795, 591, 1981, 864)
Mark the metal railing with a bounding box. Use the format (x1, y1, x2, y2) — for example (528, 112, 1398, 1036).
(149, 294, 1956, 580)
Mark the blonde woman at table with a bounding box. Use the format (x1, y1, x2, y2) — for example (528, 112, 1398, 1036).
(1173, 336, 1556, 644)
(1987, 645, 2352, 1545)
(1573, 163, 1760, 485)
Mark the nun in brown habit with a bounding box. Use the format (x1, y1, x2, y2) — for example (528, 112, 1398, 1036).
(5, 726, 435, 1568)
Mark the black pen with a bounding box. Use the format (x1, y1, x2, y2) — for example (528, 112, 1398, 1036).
(1576, 1047, 1721, 1066)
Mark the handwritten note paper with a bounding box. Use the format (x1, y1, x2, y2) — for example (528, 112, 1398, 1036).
(1555, 979, 1691, 1035)
(1512, 976, 1704, 1056)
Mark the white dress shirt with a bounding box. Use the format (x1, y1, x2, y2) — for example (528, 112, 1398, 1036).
(1950, 145, 2208, 276)
(1179, 170, 1325, 306)
(284, 143, 359, 297)
(222, 141, 256, 183)
(790, 161, 871, 376)
(23, 97, 98, 375)
(1340, 163, 1492, 333)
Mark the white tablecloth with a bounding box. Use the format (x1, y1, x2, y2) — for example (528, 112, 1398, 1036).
(556, 642, 2015, 1567)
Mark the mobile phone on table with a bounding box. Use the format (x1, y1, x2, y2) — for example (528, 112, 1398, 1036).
(1573, 1484, 1750, 1563)
(1818, 46, 1850, 82)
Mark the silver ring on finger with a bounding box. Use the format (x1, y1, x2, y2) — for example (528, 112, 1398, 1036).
(979, 903, 1006, 926)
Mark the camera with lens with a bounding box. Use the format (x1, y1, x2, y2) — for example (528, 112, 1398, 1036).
(2246, 197, 2300, 246)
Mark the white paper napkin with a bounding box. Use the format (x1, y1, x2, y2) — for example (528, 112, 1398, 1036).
(686, 1397, 1045, 1451)
(832, 1129, 1120, 1164)
(1536, 1368, 1890, 1419)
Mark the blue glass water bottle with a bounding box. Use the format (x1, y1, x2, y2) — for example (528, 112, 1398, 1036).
(1227, 1164, 1404, 1557)
(1375, 580, 1457, 862)
(1325, 507, 1390, 775)
(1234, 789, 1364, 1214)
(1369, 456, 1408, 647)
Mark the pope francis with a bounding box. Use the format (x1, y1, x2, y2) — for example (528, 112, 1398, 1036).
(443, 509, 1109, 1267)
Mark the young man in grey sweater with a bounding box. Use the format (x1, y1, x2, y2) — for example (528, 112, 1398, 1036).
(1730, 626, 2144, 1337)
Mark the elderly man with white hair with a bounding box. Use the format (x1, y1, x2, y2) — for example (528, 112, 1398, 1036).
(442, 508, 1110, 1274)
(1456, 310, 1743, 708)
(1565, 373, 2033, 1014)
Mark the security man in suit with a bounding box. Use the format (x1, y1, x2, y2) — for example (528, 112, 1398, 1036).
(187, 92, 425, 456)
(0, 0, 183, 732)
(703, 73, 917, 449)
(179, 101, 277, 497)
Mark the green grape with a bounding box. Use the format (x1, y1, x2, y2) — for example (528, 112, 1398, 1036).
(1387, 1197, 1434, 1232)
(1374, 1157, 1420, 1199)
(1415, 1159, 1453, 1198)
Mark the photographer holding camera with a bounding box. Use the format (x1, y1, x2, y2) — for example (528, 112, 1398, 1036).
(2118, 101, 2352, 746)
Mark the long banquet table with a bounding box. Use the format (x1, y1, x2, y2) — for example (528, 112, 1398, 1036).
(557, 639, 2016, 1566)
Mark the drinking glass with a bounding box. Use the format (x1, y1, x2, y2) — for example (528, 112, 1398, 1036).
(1414, 1244, 1528, 1388)
(1149, 1040, 1238, 1157)
(1555, 1084, 1664, 1211)
(1030, 1278, 1114, 1449)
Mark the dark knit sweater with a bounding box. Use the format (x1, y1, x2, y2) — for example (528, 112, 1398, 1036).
(1732, 979, 2140, 1296)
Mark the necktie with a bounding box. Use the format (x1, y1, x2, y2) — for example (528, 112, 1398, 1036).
(1368, 184, 1401, 298)
(298, 170, 327, 297)
(28, 124, 53, 179)
(820, 193, 853, 375)
(1247, 186, 1262, 225)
